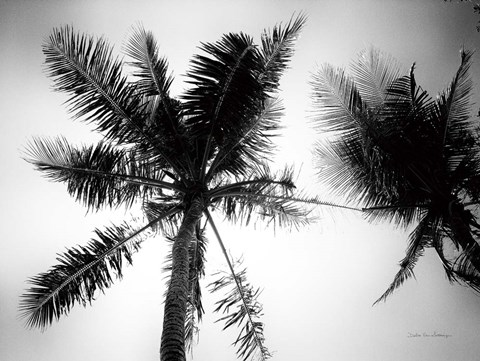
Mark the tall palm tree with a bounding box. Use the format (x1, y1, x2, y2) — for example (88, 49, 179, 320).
(311, 47, 480, 304)
(20, 15, 312, 361)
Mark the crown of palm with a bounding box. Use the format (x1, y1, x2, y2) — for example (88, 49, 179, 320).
(313, 47, 480, 303)
(21, 15, 311, 361)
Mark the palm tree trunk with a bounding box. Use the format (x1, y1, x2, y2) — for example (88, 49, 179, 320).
(160, 197, 204, 361)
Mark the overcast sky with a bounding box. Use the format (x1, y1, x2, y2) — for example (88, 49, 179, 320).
(1, 1, 480, 360)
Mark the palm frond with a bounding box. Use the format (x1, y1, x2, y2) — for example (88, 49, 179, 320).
(314, 137, 369, 202)
(313, 59, 436, 226)
(206, 97, 284, 180)
(209, 263, 271, 361)
(203, 14, 305, 181)
(350, 47, 402, 107)
(183, 32, 263, 177)
(44, 26, 186, 180)
(450, 248, 480, 292)
(206, 213, 270, 361)
(315, 134, 424, 225)
(209, 163, 296, 198)
(211, 166, 314, 230)
(432, 234, 459, 284)
(24, 137, 183, 211)
(44, 26, 140, 141)
(436, 50, 476, 173)
(123, 25, 193, 179)
(311, 63, 366, 135)
(433, 224, 480, 293)
(123, 24, 174, 98)
(383, 64, 434, 130)
(259, 12, 306, 93)
(373, 213, 438, 305)
(19, 218, 158, 329)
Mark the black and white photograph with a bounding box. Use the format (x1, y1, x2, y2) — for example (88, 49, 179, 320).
(1, 1, 480, 360)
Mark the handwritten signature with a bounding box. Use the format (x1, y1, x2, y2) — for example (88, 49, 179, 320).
(407, 332, 452, 339)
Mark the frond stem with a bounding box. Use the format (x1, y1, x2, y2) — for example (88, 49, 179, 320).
(37, 162, 187, 193)
(362, 203, 429, 212)
(204, 209, 265, 354)
(207, 179, 291, 198)
(211, 191, 362, 211)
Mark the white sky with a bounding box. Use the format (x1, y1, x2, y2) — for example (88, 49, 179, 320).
(1, 1, 480, 360)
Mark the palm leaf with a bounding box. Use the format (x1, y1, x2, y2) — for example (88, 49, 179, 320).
(204, 14, 305, 181)
(24, 137, 183, 211)
(206, 214, 271, 361)
(210, 166, 315, 230)
(311, 64, 366, 135)
(259, 12, 306, 92)
(44, 26, 141, 141)
(436, 50, 476, 174)
(19, 219, 157, 329)
(209, 265, 271, 361)
(373, 212, 438, 305)
(350, 47, 402, 107)
(123, 24, 174, 98)
(143, 199, 183, 237)
(183, 32, 263, 177)
(123, 25, 194, 178)
(44, 26, 186, 180)
(206, 97, 284, 180)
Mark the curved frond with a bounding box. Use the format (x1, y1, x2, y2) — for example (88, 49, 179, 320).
(44, 26, 186, 181)
(436, 50, 476, 174)
(123, 25, 193, 179)
(203, 14, 305, 181)
(206, 214, 270, 361)
(210, 166, 314, 230)
(44, 26, 140, 141)
(206, 97, 284, 180)
(19, 219, 156, 329)
(209, 263, 271, 361)
(350, 47, 402, 107)
(24, 137, 183, 211)
(434, 226, 480, 293)
(450, 250, 480, 292)
(183, 32, 263, 177)
(143, 199, 183, 237)
(311, 64, 366, 135)
(259, 13, 306, 93)
(373, 213, 439, 305)
(123, 24, 174, 97)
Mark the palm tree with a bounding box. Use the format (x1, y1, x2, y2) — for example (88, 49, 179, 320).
(311, 47, 480, 304)
(20, 15, 312, 361)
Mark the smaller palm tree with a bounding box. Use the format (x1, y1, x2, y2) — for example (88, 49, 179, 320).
(311, 47, 480, 304)
(20, 15, 320, 361)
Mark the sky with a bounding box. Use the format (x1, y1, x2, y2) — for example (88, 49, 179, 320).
(1, 0, 480, 360)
